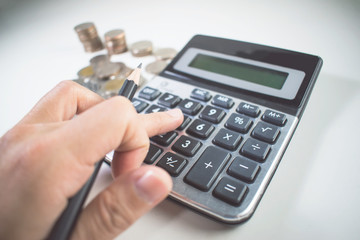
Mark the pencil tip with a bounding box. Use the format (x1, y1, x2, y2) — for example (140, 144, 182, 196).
(137, 63, 142, 69)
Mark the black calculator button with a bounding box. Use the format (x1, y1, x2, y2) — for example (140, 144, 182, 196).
(145, 105, 166, 114)
(262, 110, 287, 126)
(186, 119, 215, 139)
(237, 102, 260, 117)
(158, 93, 181, 108)
(178, 99, 202, 115)
(132, 98, 148, 113)
(177, 115, 191, 131)
(139, 87, 161, 101)
(213, 177, 247, 206)
(157, 152, 187, 177)
(240, 138, 271, 162)
(251, 122, 280, 143)
(225, 113, 252, 133)
(228, 157, 260, 182)
(213, 128, 242, 151)
(185, 146, 231, 191)
(144, 144, 162, 164)
(151, 131, 177, 146)
(199, 105, 226, 123)
(172, 135, 202, 157)
(211, 94, 234, 109)
(191, 88, 212, 102)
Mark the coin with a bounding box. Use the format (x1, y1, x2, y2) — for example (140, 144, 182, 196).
(145, 60, 168, 74)
(77, 66, 94, 79)
(94, 62, 121, 80)
(74, 22, 104, 52)
(130, 40, 153, 57)
(90, 54, 110, 69)
(154, 48, 177, 60)
(104, 29, 127, 55)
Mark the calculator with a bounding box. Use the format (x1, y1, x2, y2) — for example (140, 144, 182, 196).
(107, 35, 322, 223)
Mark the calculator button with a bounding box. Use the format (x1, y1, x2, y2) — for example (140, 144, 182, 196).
(240, 138, 271, 162)
(211, 95, 234, 109)
(157, 152, 187, 177)
(177, 115, 191, 131)
(199, 105, 226, 123)
(213, 128, 242, 151)
(145, 105, 166, 114)
(251, 122, 280, 143)
(225, 113, 252, 133)
(186, 119, 215, 139)
(151, 131, 177, 146)
(191, 88, 212, 102)
(178, 99, 202, 115)
(262, 110, 287, 126)
(228, 157, 260, 182)
(185, 146, 231, 191)
(139, 87, 161, 101)
(237, 102, 260, 117)
(144, 144, 162, 164)
(132, 98, 148, 113)
(172, 135, 202, 157)
(213, 177, 247, 206)
(158, 92, 181, 108)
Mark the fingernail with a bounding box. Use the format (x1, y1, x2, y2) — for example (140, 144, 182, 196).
(165, 108, 183, 119)
(134, 170, 170, 204)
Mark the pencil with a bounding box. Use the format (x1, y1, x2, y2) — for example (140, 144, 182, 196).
(46, 63, 142, 240)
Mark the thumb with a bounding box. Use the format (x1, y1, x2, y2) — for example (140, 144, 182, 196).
(70, 166, 172, 240)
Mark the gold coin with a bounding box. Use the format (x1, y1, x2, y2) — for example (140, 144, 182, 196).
(130, 40, 153, 57)
(74, 22, 104, 52)
(104, 29, 127, 55)
(145, 60, 168, 74)
(77, 66, 94, 79)
(154, 48, 177, 60)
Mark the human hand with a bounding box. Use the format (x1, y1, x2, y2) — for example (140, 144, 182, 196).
(0, 81, 183, 240)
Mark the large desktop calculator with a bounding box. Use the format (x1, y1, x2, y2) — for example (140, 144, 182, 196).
(108, 35, 322, 223)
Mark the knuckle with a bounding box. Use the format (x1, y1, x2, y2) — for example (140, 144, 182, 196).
(97, 189, 136, 235)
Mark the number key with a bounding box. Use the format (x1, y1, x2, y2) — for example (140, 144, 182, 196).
(186, 119, 215, 139)
(178, 99, 202, 115)
(158, 93, 181, 108)
(199, 105, 226, 123)
(172, 135, 202, 157)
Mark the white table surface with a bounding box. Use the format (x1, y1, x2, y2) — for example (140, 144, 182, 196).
(1, 0, 359, 239)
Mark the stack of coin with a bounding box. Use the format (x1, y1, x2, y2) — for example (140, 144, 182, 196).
(154, 48, 177, 61)
(104, 29, 127, 55)
(74, 22, 104, 52)
(130, 40, 153, 57)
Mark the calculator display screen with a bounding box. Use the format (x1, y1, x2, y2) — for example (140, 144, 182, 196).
(189, 54, 288, 90)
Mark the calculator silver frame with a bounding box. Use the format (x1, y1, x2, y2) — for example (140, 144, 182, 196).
(105, 76, 299, 223)
(174, 48, 305, 100)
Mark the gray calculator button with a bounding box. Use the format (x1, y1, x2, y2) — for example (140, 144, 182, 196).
(158, 92, 181, 108)
(139, 87, 161, 101)
(157, 152, 187, 177)
(185, 146, 231, 191)
(172, 135, 202, 157)
(186, 119, 215, 139)
(178, 99, 202, 115)
(145, 105, 166, 114)
(151, 131, 177, 146)
(213, 177, 247, 206)
(144, 144, 162, 164)
(240, 138, 270, 162)
(191, 88, 212, 101)
(251, 122, 280, 143)
(228, 157, 260, 182)
(132, 98, 148, 113)
(213, 128, 242, 151)
(199, 105, 226, 123)
(212, 94, 234, 109)
(237, 102, 260, 117)
(176, 115, 191, 131)
(225, 113, 252, 133)
(262, 110, 287, 126)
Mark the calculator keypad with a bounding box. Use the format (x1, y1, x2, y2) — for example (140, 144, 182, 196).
(132, 78, 296, 223)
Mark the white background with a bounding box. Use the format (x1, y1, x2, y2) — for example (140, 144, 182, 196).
(1, 0, 359, 239)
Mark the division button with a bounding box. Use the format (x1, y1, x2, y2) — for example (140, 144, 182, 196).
(172, 135, 202, 157)
(132, 98, 148, 113)
(213, 128, 242, 151)
(191, 88, 212, 102)
(227, 157, 260, 182)
(158, 92, 181, 108)
(151, 131, 177, 146)
(157, 152, 187, 176)
(251, 121, 280, 143)
(178, 99, 202, 115)
(184, 146, 231, 191)
(237, 102, 260, 117)
(225, 113, 253, 133)
(262, 109, 287, 126)
(212, 94, 234, 109)
(199, 105, 226, 123)
(144, 144, 162, 164)
(186, 119, 215, 139)
(138, 87, 161, 101)
(213, 177, 247, 206)
(240, 138, 271, 162)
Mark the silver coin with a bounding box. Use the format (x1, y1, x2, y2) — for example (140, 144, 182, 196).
(130, 40, 153, 57)
(145, 60, 168, 74)
(94, 62, 121, 80)
(154, 48, 177, 60)
(90, 55, 110, 69)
